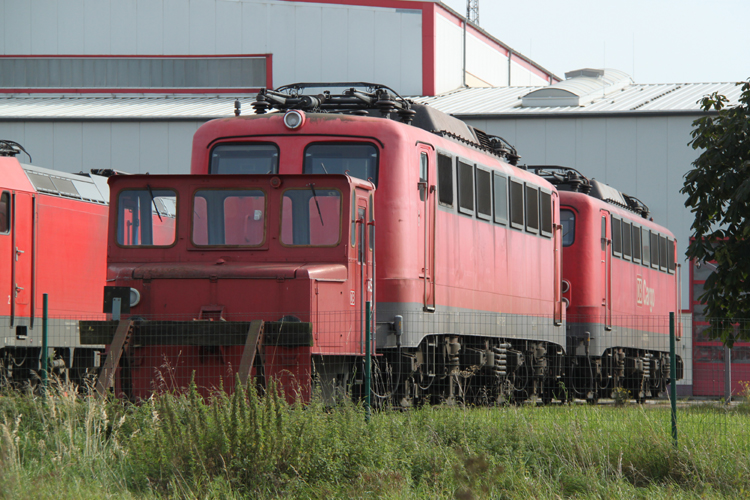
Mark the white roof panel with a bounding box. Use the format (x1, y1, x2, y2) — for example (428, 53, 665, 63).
(415, 82, 745, 116)
(0, 82, 744, 120)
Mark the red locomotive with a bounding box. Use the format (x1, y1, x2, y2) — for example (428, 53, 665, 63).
(84, 84, 683, 404)
(529, 166, 684, 402)
(1, 140, 110, 386)
(88, 83, 568, 404)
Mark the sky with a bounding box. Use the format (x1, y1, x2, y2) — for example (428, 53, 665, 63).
(441, 0, 750, 84)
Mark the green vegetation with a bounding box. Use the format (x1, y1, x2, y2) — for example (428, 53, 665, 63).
(682, 78, 750, 345)
(2, 379, 749, 499)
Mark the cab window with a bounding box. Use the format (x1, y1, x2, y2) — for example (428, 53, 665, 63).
(561, 209, 575, 246)
(210, 143, 279, 174)
(304, 143, 378, 186)
(117, 189, 176, 246)
(0, 191, 9, 234)
(193, 189, 266, 246)
(281, 188, 341, 246)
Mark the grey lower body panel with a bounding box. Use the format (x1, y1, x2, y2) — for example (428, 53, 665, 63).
(375, 303, 565, 350)
(567, 321, 673, 357)
(1, 315, 102, 350)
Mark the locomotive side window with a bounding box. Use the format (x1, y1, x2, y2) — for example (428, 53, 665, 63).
(667, 238, 676, 273)
(437, 154, 454, 206)
(457, 160, 474, 216)
(561, 209, 575, 247)
(509, 179, 524, 230)
(622, 221, 632, 261)
(540, 190, 552, 238)
(632, 225, 642, 264)
(0, 191, 9, 234)
(192, 189, 266, 246)
(281, 188, 341, 246)
(475, 166, 492, 221)
(650, 231, 659, 269)
(304, 143, 378, 186)
(492, 172, 507, 225)
(419, 153, 428, 202)
(210, 143, 279, 175)
(659, 235, 668, 271)
(525, 185, 539, 234)
(611, 216, 622, 257)
(642, 227, 650, 267)
(117, 189, 177, 247)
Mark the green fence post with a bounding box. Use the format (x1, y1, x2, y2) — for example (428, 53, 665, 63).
(670, 311, 677, 448)
(42, 293, 49, 393)
(365, 301, 372, 423)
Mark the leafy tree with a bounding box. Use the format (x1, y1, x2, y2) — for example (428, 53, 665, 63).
(682, 79, 750, 346)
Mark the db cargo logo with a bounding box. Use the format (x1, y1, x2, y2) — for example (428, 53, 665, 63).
(636, 276, 655, 312)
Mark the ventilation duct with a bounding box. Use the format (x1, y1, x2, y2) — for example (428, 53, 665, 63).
(521, 68, 633, 107)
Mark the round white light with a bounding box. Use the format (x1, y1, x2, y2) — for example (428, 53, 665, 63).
(129, 288, 141, 307)
(283, 110, 305, 129)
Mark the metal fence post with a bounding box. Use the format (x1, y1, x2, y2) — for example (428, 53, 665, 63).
(42, 293, 48, 393)
(724, 343, 732, 403)
(670, 312, 677, 448)
(365, 301, 372, 423)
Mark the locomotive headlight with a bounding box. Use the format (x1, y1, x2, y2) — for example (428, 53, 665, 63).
(283, 110, 305, 129)
(129, 288, 141, 307)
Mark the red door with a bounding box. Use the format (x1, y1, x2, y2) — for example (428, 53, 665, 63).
(600, 210, 611, 330)
(417, 148, 435, 311)
(353, 191, 373, 354)
(0, 191, 11, 323)
(11, 191, 34, 325)
(553, 196, 563, 325)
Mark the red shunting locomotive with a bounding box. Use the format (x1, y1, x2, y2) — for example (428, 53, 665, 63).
(1, 140, 110, 385)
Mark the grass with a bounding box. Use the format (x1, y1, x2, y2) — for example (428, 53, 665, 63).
(1, 378, 749, 499)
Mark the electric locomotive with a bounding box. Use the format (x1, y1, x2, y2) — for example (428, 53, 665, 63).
(1, 140, 111, 386)
(86, 83, 566, 404)
(529, 166, 684, 402)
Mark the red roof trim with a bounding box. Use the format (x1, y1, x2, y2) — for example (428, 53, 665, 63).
(0, 54, 271, 59)
(0, 88, 262, 94)
(278, 0, 427, 8)
(422, 4, 436, 96)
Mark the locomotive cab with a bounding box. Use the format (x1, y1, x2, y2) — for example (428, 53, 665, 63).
(84, 173, 374, 401)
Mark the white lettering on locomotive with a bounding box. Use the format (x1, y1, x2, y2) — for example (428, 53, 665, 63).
(636, 275, 655, 312)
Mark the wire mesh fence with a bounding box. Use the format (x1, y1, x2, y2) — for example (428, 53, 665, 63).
(2, 309, 749, 441)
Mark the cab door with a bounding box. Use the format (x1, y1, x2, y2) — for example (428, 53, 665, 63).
(417, 148, 435, 311)
(600, 210, 612, 330)
(11, 191, 34, 325)
(353, 188, 373, 355)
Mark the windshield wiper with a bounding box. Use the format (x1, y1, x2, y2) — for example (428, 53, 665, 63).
(308, 183, 324, 226)
(146, 184, 163, 222)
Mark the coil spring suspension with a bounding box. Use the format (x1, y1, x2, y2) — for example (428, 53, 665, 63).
(492, 343, 511, 377)
(445, 337, 460, 369)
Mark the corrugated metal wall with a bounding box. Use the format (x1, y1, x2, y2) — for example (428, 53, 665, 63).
(434, 14, 549, 93)
(0, 120, 201, 174)
(1, 0, 423, 95)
